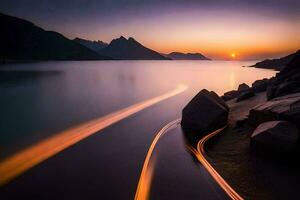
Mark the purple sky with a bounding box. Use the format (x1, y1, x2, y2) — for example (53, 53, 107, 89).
(1, 0, 299, 59)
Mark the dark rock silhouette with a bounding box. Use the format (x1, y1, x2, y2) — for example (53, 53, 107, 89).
(236, 90, 255, 102)
(252, 79, 269, 93)
(181, 89, 229, 143)
(99, 36, 169, 60)
(166, 52, 210, 60)
(73, 38, 108, 53)
(238, 83, 250, 92)
(221, 83, 254, 101)
(249, 50, 299, 71)
(249, 92, 300, 127)
(0, 13, 110, 61)
(222, 90, 239, 101)
(267, 51, 300, 99)
(251, 121, 298, 153)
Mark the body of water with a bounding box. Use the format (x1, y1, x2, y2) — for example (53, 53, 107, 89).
(0, 60, 275, 199)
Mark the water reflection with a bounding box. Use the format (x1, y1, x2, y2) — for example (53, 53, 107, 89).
(0, 70, 63, 85)
(0, 61, 275, 159)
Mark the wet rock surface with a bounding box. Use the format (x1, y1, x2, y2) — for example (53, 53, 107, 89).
(249, 92, 300, 126)
(251, 121, 299, 153)
(181, 89, 229, 143)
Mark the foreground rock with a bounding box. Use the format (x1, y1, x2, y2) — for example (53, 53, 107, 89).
(249, 92, 300, 126)
(181, 89, 229, 142)
(251, 121, 299, 153)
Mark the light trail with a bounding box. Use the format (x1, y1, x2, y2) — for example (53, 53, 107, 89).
(135, 119, 243, 200)
(134, 119, 181, 200)
(0, 85, 187, 186)
(187, 127, 244, 200)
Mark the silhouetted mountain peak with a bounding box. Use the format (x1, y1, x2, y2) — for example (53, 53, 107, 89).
(73, 37, 108, 52)
(167, 52, 210, 60)
(128, 37, 136, 42)
(118, 36, 127, 41)
(100, 36, 169, 60)
(0, 12, 110, 60)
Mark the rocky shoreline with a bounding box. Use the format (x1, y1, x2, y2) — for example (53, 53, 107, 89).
(181, 52, 300, 199)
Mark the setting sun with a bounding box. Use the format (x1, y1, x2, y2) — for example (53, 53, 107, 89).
(230, 53, 236, 59)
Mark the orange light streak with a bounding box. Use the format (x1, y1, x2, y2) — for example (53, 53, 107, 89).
(135, 119, 181, 200)
(187, 127, 244, 200)
(0, 85, 188, 186)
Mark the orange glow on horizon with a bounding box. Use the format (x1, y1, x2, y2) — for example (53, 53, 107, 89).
(88, 10, 299, 60)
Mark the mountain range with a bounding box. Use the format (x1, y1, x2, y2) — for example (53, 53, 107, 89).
(0, 13, 110, 61)
(75, 36, 169, 60)
(1, 12, 211, 61)
(73, 38, 108, 52)
(165, 52, 210, 60)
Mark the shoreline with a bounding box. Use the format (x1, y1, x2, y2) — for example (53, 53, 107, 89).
(181, 52, 300, 199)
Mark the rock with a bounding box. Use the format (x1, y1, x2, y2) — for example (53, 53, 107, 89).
(266, 51, 300, 99)
(266, 85, 277, 100)
(236, 90, 255, 102)
(252, 79, 268, 93)
(238, 83, 250, 92)
(181, 89, 229, 139)
(274, 81, 300, 97)
(209, 91, 230, 110)
(249, 92, 300, 126)
(251, 121, 299, 153)
(221, 90, 239, 101)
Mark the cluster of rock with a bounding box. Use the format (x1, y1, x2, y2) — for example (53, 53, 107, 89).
(221, 79, 269, 102)
(267, 54, 300, 100)
(181, 89, 229, 143)
(248, 54, 300, 153)
(182, 53, 300, 154)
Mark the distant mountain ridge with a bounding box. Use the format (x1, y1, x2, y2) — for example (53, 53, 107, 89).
(0, 13, 110, 61)
(99, 36, 169, 60)
(166, 52, 210, 60)
(249, 50, 300, 71)
(73, 38, 108, 52)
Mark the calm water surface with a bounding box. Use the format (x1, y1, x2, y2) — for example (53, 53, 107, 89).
(0, 61, 275, 199)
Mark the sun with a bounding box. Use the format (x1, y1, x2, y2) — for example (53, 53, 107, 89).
(230, 53, 236, 59)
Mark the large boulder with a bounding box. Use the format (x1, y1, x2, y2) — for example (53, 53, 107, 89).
(251, 121, 299, 153)
(249, 92, 300, 127)
(181, 89, 229, 139)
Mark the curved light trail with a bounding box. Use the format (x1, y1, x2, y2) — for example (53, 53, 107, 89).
(135, 117, 243, 200)
(188, 127, 244, 200)
(0, 84, 187, 186)
(135, 119, 181, 200)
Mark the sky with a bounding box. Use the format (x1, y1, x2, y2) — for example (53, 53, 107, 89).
(1, 0, 299, 60)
